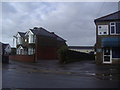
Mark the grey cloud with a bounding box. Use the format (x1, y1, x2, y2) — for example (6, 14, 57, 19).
(2, 2, 118, 46)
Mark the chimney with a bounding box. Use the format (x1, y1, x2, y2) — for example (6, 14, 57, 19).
(51, 32, 55, 34)
(34, 27, 38, 29)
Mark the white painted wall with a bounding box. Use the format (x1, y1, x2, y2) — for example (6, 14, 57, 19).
(16, 46, 24, 55)
(28, 31, 35, 43)
(16, 33, 22, 45)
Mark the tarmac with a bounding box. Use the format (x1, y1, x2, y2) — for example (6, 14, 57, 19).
(2, 60, 120, 88)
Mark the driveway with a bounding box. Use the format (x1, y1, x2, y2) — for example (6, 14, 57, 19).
(2, 60, 120, 88)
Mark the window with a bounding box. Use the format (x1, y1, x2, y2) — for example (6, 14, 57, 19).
(17, 37, 23, 45)
(28, 48, 34, 55)
(110, 22, 120, 35)
(16, 48, 21, 55)
(98, 25, 108, 35)
(25, 39, 27, 42)
(29, 34, 35, 43)
(110, 22, 116, 34)
(112, 48, 120, 58)
(17, 37, 20, 44)
(116, 22, 120, 34)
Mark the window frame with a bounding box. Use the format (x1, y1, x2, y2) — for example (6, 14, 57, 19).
(98, 25, 109, 35)
(110, 22, 116, 35)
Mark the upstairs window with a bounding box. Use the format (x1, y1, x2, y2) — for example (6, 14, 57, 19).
(98, 25, 108, 35)
(28, 31, 35, 43)
(116, 22, 120, 34)
(110, 22, 120, 35)
(110, 22, 116, 34)
(17, 37, 22, 45)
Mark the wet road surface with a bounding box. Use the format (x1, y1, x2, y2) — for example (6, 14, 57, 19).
(2, 60, 120, 88)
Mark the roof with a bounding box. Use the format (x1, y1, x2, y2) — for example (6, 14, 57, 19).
(30, 27, 54, 37)
(18, 32, 26, 37)
(94, 10, 120, 23)
(30, 27, 65, 41)
(1, 43, 10, 50)
(15, 27, 65, 42)
(68, 46, 94, 49)
(51, 32, 66, 41)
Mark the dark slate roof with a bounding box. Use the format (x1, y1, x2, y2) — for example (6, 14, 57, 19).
(30, 27, 54, 37)
(51, 32, 66, 41)
(68, 46, 94, 49)
(94, 10, 120, 23)
(2, 43, 10, 50)
(18, 32, 26, 37)
(30, 27, 65, 41)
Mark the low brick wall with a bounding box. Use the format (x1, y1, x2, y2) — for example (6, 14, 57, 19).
(9, 55, 35, 63)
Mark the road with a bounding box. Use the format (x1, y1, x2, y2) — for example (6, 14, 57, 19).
(2, 60, 120, 88)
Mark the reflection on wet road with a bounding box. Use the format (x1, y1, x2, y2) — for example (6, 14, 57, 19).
(2, 60, 120, 88)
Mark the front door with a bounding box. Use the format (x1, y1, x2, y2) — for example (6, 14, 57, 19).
(103, 48, 112, 64)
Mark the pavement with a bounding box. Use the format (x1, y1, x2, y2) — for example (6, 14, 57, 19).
(2, 60, 120, 88)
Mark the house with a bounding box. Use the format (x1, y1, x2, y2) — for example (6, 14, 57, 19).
(0, 42, 11, 63)
(68, 46, 94, 54)
(11, 27, 66, 62)
(94, 10, 120, 64)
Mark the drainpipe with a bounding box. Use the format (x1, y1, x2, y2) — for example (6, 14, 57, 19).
(35, 35, 37, 63)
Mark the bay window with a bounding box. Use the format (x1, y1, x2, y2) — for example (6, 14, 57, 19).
(28, 48, 35, 55)
(28, 34, 35, 43)
(17, 37, 22, 45)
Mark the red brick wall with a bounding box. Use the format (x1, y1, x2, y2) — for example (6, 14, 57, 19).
(36, 46, 58, 60)
(9, 55, 35, 62)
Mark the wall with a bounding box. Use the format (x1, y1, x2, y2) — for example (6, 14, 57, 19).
(35, 35, 66, 60)
(112, 59, 120, 64)
(9, 55, 35, 63)
(36, 46, 58, 60)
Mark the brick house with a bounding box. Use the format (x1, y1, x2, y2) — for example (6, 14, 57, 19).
(11, 27, 66, 62)
(94, 11, 120, 64)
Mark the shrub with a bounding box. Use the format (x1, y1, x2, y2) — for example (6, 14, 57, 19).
(57, 46, 69, 64)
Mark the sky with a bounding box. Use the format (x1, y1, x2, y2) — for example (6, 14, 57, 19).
(1, 2, 119, 47)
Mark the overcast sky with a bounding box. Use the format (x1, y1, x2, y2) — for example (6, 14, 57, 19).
(1, 2, 118, 46)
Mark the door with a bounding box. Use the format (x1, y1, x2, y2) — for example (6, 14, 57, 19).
(103, 48, 112, 64)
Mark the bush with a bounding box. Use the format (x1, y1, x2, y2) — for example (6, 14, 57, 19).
(57, 46, 69, 64)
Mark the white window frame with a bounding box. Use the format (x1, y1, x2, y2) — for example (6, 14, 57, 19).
(28, 48, 34, 55)
(110, 22, 116, 35)
(98, 25, 108, 35)
(103, 48, 112, 64)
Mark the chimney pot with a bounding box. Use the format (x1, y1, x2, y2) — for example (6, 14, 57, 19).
(34, 27, 38, 29)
